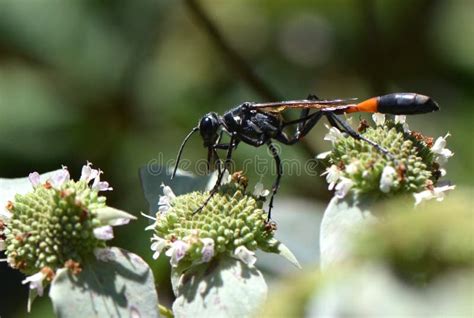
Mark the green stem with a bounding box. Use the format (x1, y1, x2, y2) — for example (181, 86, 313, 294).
(158, 304, 174, 318)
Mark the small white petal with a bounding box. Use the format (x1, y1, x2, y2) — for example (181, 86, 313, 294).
(414, 185, 456, 206)
(316, 151, 331, 160)
(93, 225, 114, 240)
(220, 170, 231, 185)
(161, 183, 176, 199)
(150, 235, 168, 260)
(379, 166, 397, 193)
(345, 162, 359, 175)
(201, 238, 215, 263)
(108, 218, 131, 226)
(166, 240, 189, 267)
(80, 161, 99, 183)
(431, 133, 453, 166)
(335, 177, 354, 199)
(22, 271, 46, 297)
(253, 182, 270, 198)
(322, 165, 342, 191)
(91, 170, 113, 192)
(28, 172, 41, 187)
(0, 208, 12, 221)
(158, 195, 172, 206)
(51, 168, 70, 189)
(432, 134, 448, 153)
(94, 247, 116, 262)
(372, 113, 386, 126)
(394, 115, 406, 124)
(324, 125, 344, 144)
(233, 246, 257, 266)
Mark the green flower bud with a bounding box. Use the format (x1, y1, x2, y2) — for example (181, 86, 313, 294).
(150, 174, 282, 268)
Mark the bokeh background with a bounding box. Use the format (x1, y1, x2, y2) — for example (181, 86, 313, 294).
(1, 0, 473, 316)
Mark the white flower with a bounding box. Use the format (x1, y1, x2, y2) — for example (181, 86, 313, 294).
(395, 115, 410, 132)
(379, 166, 397, 193)
(431, 133, 453, 166)
(220, 169, 231, 185)
(253, 182, 270, 198)
(158, 184, 176, 214)
(28, 172, 41, 188)
(80, 161, 99, 183)
(150, 235, 168, 260)
(335, 177, 354, 199)
(394, 115, 406, 124)
(322, 165, 342, 191)
(372, 113, 386, 126)
(107, 218, 132, 226)
(345, 162, 359, 175)
(324, 125, 344, 144)
(233, 246, 257, 266)
(316, 151, 331, 160)
(91, 170, 113, 192)
(94, 247, 116, 262)
(50, 167, 70, 189)
(0, 208, 12, 221)
(166, 240, 189, 267)
(22, 271, 46, 296)
(93, 225, 114, 240)
(201, 238, 215, 263)
(414, 185, 456, 206)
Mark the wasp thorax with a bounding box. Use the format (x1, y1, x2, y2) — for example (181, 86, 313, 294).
(199, 112, 220, 146)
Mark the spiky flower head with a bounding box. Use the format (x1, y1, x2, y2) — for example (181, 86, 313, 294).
(147, 172, 297, 269)
(318, 115, 454, 201)
(0, 163, 134, 296)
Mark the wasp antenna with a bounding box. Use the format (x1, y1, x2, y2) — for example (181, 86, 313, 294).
(171, 126, 199, 180)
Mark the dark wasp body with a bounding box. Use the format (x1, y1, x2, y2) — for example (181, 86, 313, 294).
(172, 93, 439, 219)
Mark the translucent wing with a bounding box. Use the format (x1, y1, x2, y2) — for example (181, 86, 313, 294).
(249, 98, 358, 113)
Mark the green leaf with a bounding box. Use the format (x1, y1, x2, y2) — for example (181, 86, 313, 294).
(95, 206, 137, 225)
(260, 239, 301, 269)
(0, 170, 61, 204)
(319, 195, 377, 270)
(172, 256, 267, 318)
(139, 164, 214, 213)
(49, 247, 159, 318)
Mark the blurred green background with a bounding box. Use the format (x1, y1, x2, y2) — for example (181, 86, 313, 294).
(0, 0, 472, 316)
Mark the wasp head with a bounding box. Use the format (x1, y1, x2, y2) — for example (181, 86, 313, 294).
(199, 112, 221, 147)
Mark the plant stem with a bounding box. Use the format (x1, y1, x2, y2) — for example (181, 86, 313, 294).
(158, 304, 174, 318)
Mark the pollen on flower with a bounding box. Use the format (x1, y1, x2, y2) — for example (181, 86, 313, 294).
(147, 172, 280, 268)
(319, 117, 454, 201)
(1, 163, 129, 280)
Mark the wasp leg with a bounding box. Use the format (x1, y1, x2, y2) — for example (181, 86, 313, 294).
(194, 136, 236, 214)
(325, 112, 345, 131)
(277, 111, 324, 145)
(266, 142, 282, 221)
(325, 112, 395, 159)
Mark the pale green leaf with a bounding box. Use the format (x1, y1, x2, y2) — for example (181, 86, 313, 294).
(49, 247, 159, 318)
(172, 256, 267, 318)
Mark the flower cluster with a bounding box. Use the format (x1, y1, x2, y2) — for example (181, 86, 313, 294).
(146, 172, 279, 269)
(0, 163, 133, 297)
(318, 114, 455, 203)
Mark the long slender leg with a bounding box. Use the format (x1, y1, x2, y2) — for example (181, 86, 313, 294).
(325, 113, 344, 131)
(266, 142, 282, 221)
(326, 112, 394, 159)
(194, 136, 236, 214)
(276, 111, 324, 145)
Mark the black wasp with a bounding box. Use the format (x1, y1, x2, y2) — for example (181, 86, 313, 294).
(172, 93, 439, 219)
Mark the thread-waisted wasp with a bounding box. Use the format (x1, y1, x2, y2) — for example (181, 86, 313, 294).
(172, 93, 439, 219)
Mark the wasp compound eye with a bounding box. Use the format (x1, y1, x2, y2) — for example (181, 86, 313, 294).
(199, 113, 220, 146)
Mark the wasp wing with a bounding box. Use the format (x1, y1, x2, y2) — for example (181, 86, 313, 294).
(249, 98, 358, 113)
